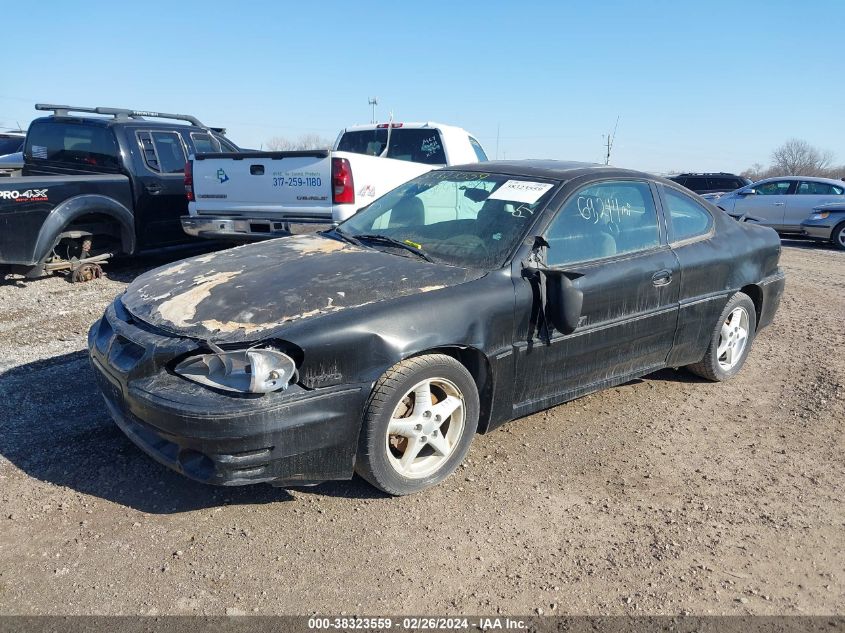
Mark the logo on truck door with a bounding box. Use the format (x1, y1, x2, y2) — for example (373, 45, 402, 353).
(0, 188, 49, 202)
(216, 168, 229, 184)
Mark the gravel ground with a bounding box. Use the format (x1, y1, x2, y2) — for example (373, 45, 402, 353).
(0, 240, 842, 616)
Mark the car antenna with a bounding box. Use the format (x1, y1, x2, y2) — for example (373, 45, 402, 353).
(379, 111, 394, 158)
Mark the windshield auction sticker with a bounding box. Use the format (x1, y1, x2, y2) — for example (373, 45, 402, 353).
(488, 180, 553, 204)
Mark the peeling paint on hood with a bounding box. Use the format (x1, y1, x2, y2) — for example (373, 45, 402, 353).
(121, 234, 481, 342)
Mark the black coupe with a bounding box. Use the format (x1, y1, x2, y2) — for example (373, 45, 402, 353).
(88, 161, 785, 495)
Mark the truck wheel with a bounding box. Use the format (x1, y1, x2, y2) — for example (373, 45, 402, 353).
(355, 354, 479, 495)
(687, 292, 756, 382)
(831, 221, 845, 251)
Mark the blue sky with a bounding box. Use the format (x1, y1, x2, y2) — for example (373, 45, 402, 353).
(2, 0, 843, 173)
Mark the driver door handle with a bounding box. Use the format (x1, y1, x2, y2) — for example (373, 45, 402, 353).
(146, 183, 163, 194)
(652, 269, 672, 287)
(773, 202, 785, 206)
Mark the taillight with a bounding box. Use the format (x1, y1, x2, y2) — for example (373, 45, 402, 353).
(332, 157, 354, 204)
(184, 160, 194, 202)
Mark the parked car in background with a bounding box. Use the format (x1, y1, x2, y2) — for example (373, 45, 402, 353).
(716, 176, 845, 235)
(0, 104, 238, 281)
(182, 121, 487, 240)
(668, 172, 750, 200)
(90, 161, 784, 495)
(0, 131, 25, 177)
(801, 203, 845, 250)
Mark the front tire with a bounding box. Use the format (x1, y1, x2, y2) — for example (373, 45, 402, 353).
(831, 221, 845, 251)
(355, 354, 479, 495)
(687, 292, 756, 382)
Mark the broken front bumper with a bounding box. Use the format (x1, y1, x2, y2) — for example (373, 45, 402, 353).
(87, 300, 365, 486)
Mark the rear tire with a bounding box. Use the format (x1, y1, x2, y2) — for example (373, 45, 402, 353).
(355, 354, 479, 495)
(687, 292, 756, 382)
(831, 221, 845, 251)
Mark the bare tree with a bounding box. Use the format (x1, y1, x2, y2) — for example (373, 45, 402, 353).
(770, 139, 834, 176)
(740, 162, 766, 182)
(265, 134, 332, 151)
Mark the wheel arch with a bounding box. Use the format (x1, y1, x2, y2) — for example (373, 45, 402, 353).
(33, 194, 135, 264)
(739, 284, 763, 330)
(410, 345, 495, 434)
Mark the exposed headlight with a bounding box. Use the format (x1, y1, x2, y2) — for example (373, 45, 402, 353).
(810, 212, 830, 220)
(174, 347, 297, 393)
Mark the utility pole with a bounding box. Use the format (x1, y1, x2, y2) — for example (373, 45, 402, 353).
(603, 116, 620, 165)
(368, 97, 378, 124)
(495, 124, 500, 160)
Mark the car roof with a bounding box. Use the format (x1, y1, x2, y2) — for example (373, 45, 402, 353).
(446, 159, 665, 184)
(673, 172, 743, 177)
(342, 121, 467, 133)
(752, 175, 845, 186)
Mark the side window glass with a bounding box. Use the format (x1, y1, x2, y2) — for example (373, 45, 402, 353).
(664, 187, 713, 241)
(545, 180, 660, 267)
(137, 131, 186, 174)
(756, 181, 791, 195)
(797, 181, 840, 195)
(215, 135, 238, 152)
(190, 132, 220, 154)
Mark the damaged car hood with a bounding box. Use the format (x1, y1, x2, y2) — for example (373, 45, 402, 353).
(121, 234, 481, 342)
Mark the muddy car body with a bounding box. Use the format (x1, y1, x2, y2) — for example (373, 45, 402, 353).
(89, 161, 785, 494)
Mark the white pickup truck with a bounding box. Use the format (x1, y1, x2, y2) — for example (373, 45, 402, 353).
(182, 121, 487, 239)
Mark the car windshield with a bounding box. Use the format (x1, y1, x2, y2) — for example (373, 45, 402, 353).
(337, 170, 557, 269)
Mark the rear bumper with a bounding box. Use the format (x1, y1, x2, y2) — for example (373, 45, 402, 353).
(181, 215, 335, 241)
(87, 301, 366, 486)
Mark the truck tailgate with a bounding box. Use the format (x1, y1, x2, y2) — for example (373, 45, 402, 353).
(191, 150, 332, 219)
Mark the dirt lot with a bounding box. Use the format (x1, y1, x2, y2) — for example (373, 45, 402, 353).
(0, 241, 842, 616)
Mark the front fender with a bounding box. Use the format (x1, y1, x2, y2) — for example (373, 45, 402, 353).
(32, 194, 135, 264)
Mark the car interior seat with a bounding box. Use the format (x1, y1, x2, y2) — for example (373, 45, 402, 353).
(388, 196, 425, 228)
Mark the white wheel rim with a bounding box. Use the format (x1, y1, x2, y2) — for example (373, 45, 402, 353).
(837, 226, 845, 248)
(385, 377, 466, 479)
(717, 307, 750, 370)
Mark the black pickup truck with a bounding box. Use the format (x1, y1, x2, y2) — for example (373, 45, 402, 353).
(0, 104, 238, 280)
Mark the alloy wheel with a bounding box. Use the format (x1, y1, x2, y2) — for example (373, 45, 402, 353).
(717, 307, 749, 370)
(385, 377, 466, 479)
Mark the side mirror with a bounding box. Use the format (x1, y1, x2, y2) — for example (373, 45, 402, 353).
(739, 188, 757, 196)
(543, 269, 584, 335)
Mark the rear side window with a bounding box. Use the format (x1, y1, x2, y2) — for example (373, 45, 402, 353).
(708, 177, 744, 191)
(26, 121, 119, 169)
(797, 181, 844, 195)
(336, 129, 447, 165)
(684, 177, 708, 192)
(469, 137, 488, 162)
(664, 187, 713, 241)
(137, 131, 186, 173)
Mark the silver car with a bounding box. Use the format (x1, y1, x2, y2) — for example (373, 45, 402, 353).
(716, 176, 845, 234)
(801, 203, 845, 250)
